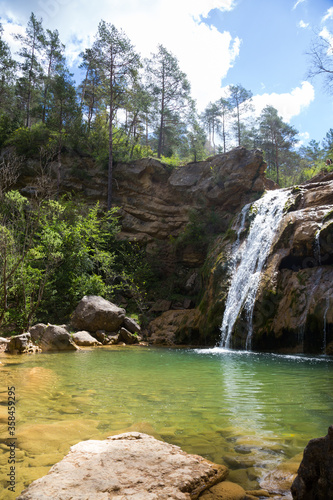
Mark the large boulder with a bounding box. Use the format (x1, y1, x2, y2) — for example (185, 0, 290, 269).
(40, 325, 78, 352)
(17, 432, 228, 500)
(29, 323, 47, 343)
(291, 426, 333, 500)
(72, 331, 102, 347)
(71, 295, 126, 333)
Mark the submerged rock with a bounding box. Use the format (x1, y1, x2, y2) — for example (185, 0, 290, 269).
(17, 432, 228, 500)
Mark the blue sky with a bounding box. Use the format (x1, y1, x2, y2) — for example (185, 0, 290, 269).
(1, 0, 333, 146)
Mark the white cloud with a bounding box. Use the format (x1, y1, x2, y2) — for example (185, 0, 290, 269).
(319, 27, 333, 55)
(298, 20, 309, 29)
(1, 0, 240, 111)
(251, 81, 315, 122)
(322, 7, 333, 23)
(296, 131, 310, 148)
(293, 0, 306, 10)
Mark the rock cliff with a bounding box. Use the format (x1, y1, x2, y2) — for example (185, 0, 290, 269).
(14, 147, 333, 352)
(158, 174, 333, 352)
(112, 147, 270, 244)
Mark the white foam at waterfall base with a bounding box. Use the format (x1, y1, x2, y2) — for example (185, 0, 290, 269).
(220, 189, 291, 349)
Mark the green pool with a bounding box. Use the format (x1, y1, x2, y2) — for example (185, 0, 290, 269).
(1, 346, 332, 498)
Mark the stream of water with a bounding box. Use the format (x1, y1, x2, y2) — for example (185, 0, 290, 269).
(220, 189, 291, 350)
(1, 347, 332, 498)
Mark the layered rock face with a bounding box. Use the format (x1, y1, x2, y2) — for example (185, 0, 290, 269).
(250, 178, 333, 352)
(112, 147, 269, 245)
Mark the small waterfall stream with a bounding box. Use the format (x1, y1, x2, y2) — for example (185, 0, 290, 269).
(220, 189, 291, 349)
(323, 296, 330, 352)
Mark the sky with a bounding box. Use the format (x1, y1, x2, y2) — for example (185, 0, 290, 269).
(1, 0, 333, 147)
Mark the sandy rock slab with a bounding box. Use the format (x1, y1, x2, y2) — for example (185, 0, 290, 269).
(17, 432, 228, 500)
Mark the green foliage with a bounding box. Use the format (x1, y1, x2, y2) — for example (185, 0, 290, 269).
(174, 208, 226, 250)
(0, 193, 151, 331)
(7, 123, 51, 157)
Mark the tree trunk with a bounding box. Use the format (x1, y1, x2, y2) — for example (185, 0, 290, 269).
(107, 63, 114, 210)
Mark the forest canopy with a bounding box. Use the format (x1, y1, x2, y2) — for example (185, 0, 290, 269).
(0, 12, 333, 191)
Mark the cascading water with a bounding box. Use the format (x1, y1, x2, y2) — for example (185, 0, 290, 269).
(220, 189, 291, 349)
(323, 296, 330, 352)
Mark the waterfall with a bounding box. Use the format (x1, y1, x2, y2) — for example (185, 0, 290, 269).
(323, 296, 330, 352)
(220, 189, 291, 349)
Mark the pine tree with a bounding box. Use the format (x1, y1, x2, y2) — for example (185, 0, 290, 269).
(0, 23, 17, 115)
(259, 106, 298, 185)
(228, 84, 253, 146)
(41, 28, 65, 123)
(14, 12, 45, 127)
(146, 45, 191, 158)
(92, 21, 140, 208)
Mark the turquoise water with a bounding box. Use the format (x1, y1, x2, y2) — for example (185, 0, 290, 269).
(1, 346, 333, 497)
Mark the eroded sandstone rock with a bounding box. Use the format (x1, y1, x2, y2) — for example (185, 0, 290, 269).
(5, 333, 41, 354)
(17, 432, 228, 500)
(113, 148, 269, 244)
(148, 309, 200, 345)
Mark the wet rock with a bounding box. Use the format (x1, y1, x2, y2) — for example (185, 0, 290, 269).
(260, 453, 301, 497)
(72, 330, 102, 346)
(291, 426, 333, 500)
(17, 432, 228, 500)
(71, 295, 126, 332)
(40, 325, 78, 352)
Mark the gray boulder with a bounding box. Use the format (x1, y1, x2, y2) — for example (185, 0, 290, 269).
(71, 295, 126, 333)
(123, 316, 141, 334)
(118, 327, 141, 344)
(40, 325, 78, 352)
(72, 331, 101, 346)
(29, 323, 47, 343)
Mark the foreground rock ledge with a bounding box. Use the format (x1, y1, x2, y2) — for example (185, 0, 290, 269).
(17, 432, 228, 500)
